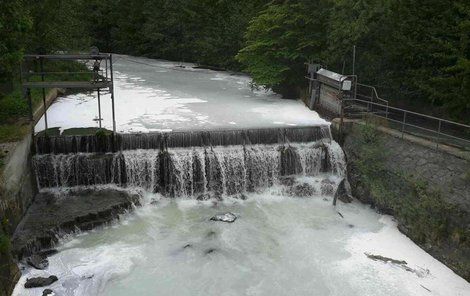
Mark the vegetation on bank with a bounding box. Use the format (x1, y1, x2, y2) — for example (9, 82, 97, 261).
(347, 123, 470, 280)
(1, 0, 469, 125)
(0, 61, 90, 143)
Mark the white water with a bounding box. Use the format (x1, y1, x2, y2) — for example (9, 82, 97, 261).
(24, 55, 470, 295)
(13, 190, 470, 296)
(35, 56, 328, 133)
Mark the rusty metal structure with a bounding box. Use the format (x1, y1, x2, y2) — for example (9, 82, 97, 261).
(305, 65, 470, 150)
(20, 53, 116, 135)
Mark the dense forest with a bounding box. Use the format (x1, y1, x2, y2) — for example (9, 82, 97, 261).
(1, 0, 469, 123)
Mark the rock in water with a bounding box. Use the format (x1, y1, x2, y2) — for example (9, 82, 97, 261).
(26, 254, 49, 270)
(210, 212, 237, 223)
(25, 275, 58, 288)
(43, 289, 55, 296)
(333, 178, 353, 205)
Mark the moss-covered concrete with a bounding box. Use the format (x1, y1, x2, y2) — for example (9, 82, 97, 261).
(340, 122, 470, 281)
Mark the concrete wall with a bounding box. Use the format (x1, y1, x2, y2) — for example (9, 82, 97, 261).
(1, 133, 37, 228)
(0, 132, 37, 296)
(335, 120, 470, 281)
(334, 120, 469, 212)
(0, 88, 62, 296)
(381, 134, 469, 210)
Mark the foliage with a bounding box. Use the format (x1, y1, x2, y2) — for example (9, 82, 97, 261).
(0, 0, 31, 86)
(80, 0, 268, 70)
(0, 0, 468, 123)
(239, 0, 470, 122)
(236, 1, 331, 97)
(0, 230, 10, 255)
(351, 123, 469, 249)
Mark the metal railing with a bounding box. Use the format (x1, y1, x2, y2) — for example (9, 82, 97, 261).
(343, 98, 470, 150)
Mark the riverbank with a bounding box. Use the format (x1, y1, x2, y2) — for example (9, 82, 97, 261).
(337, 121, 470, 281)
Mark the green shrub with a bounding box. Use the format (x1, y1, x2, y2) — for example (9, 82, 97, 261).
(0, 231, 10, 255)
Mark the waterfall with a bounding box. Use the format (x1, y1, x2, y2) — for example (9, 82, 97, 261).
(33, 140, 346, 198)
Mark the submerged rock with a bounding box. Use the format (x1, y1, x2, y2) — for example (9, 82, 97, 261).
(196, 193, 211, 201)
(365, 253, 407, 265)
(26, 254, 49, 270)
(210, 212, 237, 223)
(43, 289, 55, 296)
(25, 275, 58, 288)
(205, 248, 217, 255)
(206, 231, 217, 239)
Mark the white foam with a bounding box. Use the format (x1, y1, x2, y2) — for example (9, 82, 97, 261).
(35, 55, 328, 134)
(12, 193, 470, 296)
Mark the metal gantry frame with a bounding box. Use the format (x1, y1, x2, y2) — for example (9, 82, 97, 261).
(20, 53, 116, 135)
(304, 66, 470, 150)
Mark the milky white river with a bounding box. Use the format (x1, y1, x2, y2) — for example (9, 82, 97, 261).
(18, 56, 470, 296)
(13, 187, 470, 296)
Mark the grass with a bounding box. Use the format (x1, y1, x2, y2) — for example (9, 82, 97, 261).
(0, 124, 30, 143)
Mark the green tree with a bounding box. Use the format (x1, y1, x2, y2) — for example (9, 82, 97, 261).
(26, 0, 88, 53)
(0, 0, 31, 87)
(237, 0, 332, 98)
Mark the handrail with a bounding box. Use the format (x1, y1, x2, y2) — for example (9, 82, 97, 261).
(356, 83, 389, 105)
(344, 98, 470, 128)
(342, 98, 470, 149)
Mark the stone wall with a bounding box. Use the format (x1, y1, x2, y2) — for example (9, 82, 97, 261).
(381, 134, 469, 211)
(336, 121, 470, 281)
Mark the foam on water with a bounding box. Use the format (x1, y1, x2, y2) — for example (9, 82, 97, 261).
(12, 192, 470, 296)
(34, 55, 328, 134)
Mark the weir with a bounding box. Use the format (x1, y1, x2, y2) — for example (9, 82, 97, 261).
(32, 130, 345, 198)
(33, 126, 332, 154)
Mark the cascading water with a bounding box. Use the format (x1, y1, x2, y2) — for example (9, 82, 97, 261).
(32, 140, 346, 198)
(13, 55, 470, 296)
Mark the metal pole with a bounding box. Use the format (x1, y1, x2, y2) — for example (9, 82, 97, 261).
(436, 120, 442, 149)
(341, 60, 346, 75)
(352, 45, 356, 76)
(97, 88, 102, 128)
(40, 58, 48, 135)
(110, 54, 116, 134)
(27, 88, 33, 121)
(402, 111, 407, 138)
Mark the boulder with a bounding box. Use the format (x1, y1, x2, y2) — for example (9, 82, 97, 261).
(26, 254, 49, 270)
(210, 212, 237, 223)
(333, 178, 353, 205)
(291, 183, 316, 197)
(43, 289, 55, 296)
(196, 193, 211, 201)
(25, 275, 58, 288)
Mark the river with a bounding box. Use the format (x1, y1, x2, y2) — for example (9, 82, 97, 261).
(15, 56, 470, 296)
